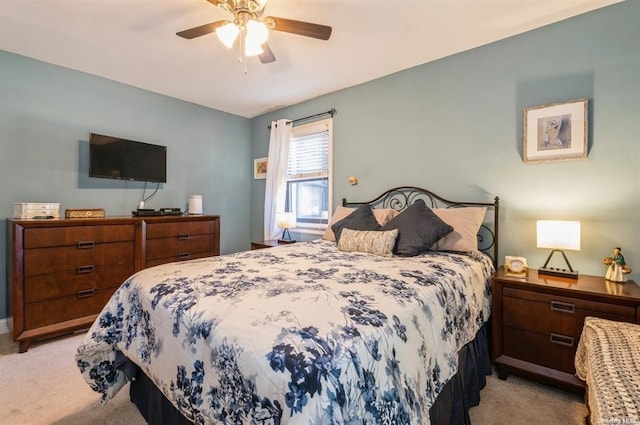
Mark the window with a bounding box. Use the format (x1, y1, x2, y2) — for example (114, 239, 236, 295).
(286, 118, 332, 233)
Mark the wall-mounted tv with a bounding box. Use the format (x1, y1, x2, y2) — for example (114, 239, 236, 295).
(89, 133, 167, 183)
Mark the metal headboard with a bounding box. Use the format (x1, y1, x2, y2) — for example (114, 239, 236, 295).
(342, 186, 500, 268)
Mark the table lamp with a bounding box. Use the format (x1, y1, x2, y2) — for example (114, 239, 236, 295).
(537, 220, 580, 279)
(276, 212, 296, 242)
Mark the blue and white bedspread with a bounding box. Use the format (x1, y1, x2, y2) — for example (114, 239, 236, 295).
(76, 239, 493, 425)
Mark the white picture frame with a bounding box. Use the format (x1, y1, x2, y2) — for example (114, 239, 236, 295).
(253, 157, 267, 179)
(523, 98, 588, 163)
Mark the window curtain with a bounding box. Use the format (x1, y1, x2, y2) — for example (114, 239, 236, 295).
(264, 119, 292, 240)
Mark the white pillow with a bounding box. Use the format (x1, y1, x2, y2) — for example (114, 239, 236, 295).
(322, 206, 399, 242)
(431, 207, 487, 252)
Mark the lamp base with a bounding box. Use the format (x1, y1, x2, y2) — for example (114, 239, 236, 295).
(538, 267, 579, 279)
(277, 239, 296, 244)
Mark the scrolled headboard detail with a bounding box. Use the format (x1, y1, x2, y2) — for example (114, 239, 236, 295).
(342, 186, 500, 268)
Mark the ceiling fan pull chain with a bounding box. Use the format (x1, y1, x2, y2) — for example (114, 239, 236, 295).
(238, 29, 249, 75)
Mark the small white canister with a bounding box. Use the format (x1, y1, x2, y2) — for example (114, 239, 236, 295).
(188, 195, 203, 215)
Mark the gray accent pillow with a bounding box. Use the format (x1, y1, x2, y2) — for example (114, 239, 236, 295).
(380, 199, 454, 256)
(337, 228, 399, 257)
(331, 204, 381, 241)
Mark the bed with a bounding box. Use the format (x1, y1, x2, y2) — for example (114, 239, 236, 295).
(575, 316, 640, 425)
(76, 186, 499, 425)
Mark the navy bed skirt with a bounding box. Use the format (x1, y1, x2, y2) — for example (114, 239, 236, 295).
(127, 324, 492, 425)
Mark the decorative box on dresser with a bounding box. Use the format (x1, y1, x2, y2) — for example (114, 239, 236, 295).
(7, 215, 220, 353)
(491, 267, 640, 394)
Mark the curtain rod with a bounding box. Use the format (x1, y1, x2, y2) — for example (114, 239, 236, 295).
(267, 108, 336, 129)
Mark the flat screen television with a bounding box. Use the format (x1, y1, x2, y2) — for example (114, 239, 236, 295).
(89, 133, 167, 183)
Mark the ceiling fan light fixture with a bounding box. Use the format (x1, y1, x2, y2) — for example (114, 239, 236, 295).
(216, 22, 240, 48)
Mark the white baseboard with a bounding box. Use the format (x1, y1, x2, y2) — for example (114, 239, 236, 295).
(0, 318, 8, 335)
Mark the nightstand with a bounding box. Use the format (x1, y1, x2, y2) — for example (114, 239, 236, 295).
(492, 267, 640, 394)
(250, 239, 296, 250)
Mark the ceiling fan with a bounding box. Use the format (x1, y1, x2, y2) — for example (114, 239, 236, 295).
(177, 0, 332, 64)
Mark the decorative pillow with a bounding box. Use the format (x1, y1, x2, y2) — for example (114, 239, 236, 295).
(322, 206, 399, 242)
(331, 204, 381, 242)
(380, 199, 454, 256)
(431, 207, 487, 252)
(337, 228, 399, 257)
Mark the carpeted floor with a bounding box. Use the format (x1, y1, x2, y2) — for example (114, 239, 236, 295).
(0, 331, 587, 424)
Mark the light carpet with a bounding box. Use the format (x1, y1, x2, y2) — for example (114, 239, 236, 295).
(0, 331, 587, 424)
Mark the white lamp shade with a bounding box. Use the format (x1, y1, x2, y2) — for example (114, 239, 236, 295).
(276, 212, 296, 229)
(536, 220, 581, 251)
(246, 20, 268, 45)
(245, 20, 268, 56)
(215, 22, 240, 48)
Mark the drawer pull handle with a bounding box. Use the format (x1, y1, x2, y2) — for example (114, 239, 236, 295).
(77, 288, 95, 299)
(550, 333, 575, 347)
(77, 241, 95, 249)
(178, 252, 191, 260)
(550, 300, 575, 314)
(77, 265, 95, 274)
(178, 234, 191, 240)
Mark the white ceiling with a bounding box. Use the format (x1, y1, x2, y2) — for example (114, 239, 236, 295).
(0, 0, 622, 118)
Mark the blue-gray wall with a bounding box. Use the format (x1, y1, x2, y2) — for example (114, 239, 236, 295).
(251, 1, 640, 281)
(2, 1, 639, 323)
(1, 51, 251, 321)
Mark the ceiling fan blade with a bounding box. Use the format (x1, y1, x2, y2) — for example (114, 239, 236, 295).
(265, 16, 332, 40)
(259, 43, 276, 64)
(177, 20, 228, 39)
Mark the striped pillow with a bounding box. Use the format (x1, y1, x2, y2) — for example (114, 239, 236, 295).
(337, 228, 399, 257)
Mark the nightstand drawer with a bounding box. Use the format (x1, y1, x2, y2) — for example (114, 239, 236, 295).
(503, 289, 635, 337)
(503, 327, 577, 373)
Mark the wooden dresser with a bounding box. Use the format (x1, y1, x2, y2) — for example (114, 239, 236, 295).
(492, 267, 640, 394)
(7, 215, 220, 352)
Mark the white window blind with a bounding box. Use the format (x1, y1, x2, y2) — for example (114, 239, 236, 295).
(287, 122, 330, 179)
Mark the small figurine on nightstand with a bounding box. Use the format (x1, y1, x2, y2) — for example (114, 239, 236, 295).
(603, 247, 632, 283)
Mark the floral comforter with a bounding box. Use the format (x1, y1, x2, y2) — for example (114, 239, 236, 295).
(76, 239, 493, 425)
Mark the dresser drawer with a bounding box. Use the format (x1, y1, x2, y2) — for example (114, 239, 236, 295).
(503, 287, 635, 337)
(146, 252, 214, 268)
(146, 235, 215, 262)
(23, 224, 135, 248)
(24, 241, 134, 276)
(24, 262, 134, 303)
(24, 288, 116, 330)
(146, 220, 215, 239)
